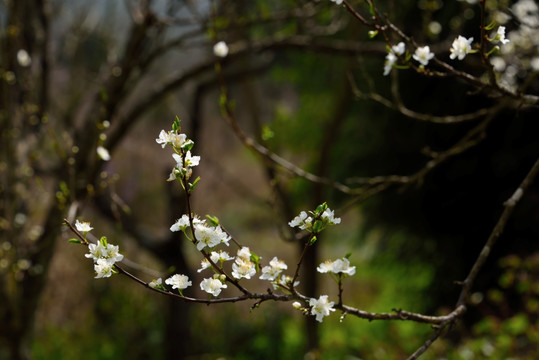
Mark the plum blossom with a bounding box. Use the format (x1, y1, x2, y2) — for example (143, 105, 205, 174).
(330, 0, 343, 5)
(17, 49, 31, 67)
(288, 211, 310, 228)
(149, 278, 163, 289)
(165, 274, 192, 291)
(211, 250, 234, 263)
(236, 246, 252, 260)
(383, 42, 406, 76)
(384, 53, 398, 76)
(156, 130, 193, 149)
(321, 208, 341, 225)
(94, 259, 114, 278)
(170, 214, 204, 232)
(213, 41, 229, 58)
(317, 258, 356, 276)
(309, 295, 336, 322)
(450, 36, 474, 60)
(194, 224, 231, 251)
(75, 219, 93, 233)
(85, 241, 123, 265)
(413, 46, 435, 66)
(198, 250, 235, 273)
(495, 26, 510, 45)
(96, 146, 111, 161)
(197, 258, 211, 273)
(260, 257, 288, 281)
(200, 277, 227, 296)
(232, 257, 257, 279)
(172, 151, 200, 169)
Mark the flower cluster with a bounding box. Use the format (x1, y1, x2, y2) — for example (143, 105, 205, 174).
(383, 42, 406, 76)
(288, 203, 341, 233)
(77, 220, 124, 279)
(193, 223, 231, 251)
(198, 250, 234, 273)
(232, 247, 257, 280)
(317, 257, 356, 276)
(72, 120, 348, 322)
(156, 118, 200, 182)
(259, 257, 288, 281)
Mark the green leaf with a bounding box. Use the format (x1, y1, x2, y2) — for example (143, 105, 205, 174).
(261, 125, 274, 141)
(189, 177, 201, 192)
(206, 215, 220, 227)
(183, 141, 194, 152)
(485, 20, 497, 31)
(250, 251, 261, 271)
(100, 236, 108, 247)
(345, 252, 352, 259)
(309, 236, 317, 245)
(68, 238, 82, 244)
(312, 220, 324, 233)
(314, 202, 327, 215)
(173, 116, 181, 132)
(369, 2, 375, 17)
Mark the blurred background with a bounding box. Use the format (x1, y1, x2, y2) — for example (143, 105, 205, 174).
(1, 0, 538, 359)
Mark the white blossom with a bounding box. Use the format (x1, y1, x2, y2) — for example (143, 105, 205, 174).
(392, 42, 406, 56)
(85, 240, 123, 265)
(321, 209, 341, 225)
(288, 211, 308, 228)
(200, 277, 227, 296)
(17, 49, 31, 67)
(383, 42, 405, 76)
(383, 52, 398, 76)
(194, 224, 231, 251)
(450, 36, 474, 60)
(236, 246, 252, 260)
(213, 41, 229, 58)
(94, 258, 113, 278)
(309, 295, 336, 322)
(260, 257, 288, 281)
(149, 278, 162, 289)
(165, 274, 192, 290)
(211, 250, 234, 263)
(232, 257, 257, 279)
(102, 243, 124, 264)
(197, 258, 211, 273)
(317, 258, 356, 276)
(170, 214, 204, 232)
(96, 146, 111, 161)
(496, 26, 510, 45)
(413, 46, 435, 66)
(330, 0, 343, 4)
(75, 219, 93, 233)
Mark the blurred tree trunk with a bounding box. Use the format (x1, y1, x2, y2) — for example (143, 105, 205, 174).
(0, 1, 52, 359)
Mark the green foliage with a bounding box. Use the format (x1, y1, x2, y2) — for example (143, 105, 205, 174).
(423, 253, 539, 359)
(31, 282, 165, 359)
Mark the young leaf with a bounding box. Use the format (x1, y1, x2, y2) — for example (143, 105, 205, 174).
(206, 215, 220, 227)
(100, 236, 108, 247)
